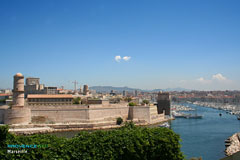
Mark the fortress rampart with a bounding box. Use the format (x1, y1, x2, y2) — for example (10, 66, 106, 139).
(0, 73, 166, 132)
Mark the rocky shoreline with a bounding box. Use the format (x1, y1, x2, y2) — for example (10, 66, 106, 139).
(225, 133, 240, 156)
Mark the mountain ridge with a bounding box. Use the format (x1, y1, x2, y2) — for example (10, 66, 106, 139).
(89, 86, 191, 93)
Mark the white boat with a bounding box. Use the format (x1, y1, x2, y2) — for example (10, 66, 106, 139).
(159, 122, 170, 128)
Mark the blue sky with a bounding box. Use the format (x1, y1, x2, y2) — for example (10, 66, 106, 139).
(0, 0, 240, 90)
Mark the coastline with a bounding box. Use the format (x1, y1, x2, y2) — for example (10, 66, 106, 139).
(224, 133, 240, 156)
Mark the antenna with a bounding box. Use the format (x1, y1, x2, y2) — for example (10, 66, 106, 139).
(72, 80, 78, 93)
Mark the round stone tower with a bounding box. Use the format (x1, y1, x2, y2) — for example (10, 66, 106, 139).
(12, 73, 25, 108)
(4, 73, 31, 124)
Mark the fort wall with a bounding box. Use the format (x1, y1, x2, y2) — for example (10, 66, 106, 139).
(4, 108, 31, 125)
(30, 103, 129, 123)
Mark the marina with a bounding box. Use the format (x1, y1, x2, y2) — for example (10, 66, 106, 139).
(171, 103, 240, 160)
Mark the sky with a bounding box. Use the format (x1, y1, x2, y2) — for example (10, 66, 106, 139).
(0, 0, 240, 91)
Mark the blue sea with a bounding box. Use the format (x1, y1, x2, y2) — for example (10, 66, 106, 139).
(171, 103, 240, 160)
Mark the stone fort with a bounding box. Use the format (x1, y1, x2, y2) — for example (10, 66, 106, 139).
(0, 73, 167, 129)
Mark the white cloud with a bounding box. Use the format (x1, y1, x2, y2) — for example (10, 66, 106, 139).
(123, 56, 131, 61)
(212, 73, 227, 81)
(178, 74, 235, 90)
(196, 77, 211, 84)
(115, 55, 121, 62)
(196, 73, 229, 85)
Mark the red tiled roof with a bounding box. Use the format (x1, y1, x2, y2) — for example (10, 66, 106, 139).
(0, 94, 11, 97)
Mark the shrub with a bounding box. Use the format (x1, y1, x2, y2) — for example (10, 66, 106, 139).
(116, 117, 123, 125)
(142, 100, 149, 105)
(73, 97, 81, 104)
(0, 123, 184, 160)
(129, 102, 137, 106)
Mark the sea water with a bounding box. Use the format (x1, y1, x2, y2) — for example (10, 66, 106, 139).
(171, 103, 240, 160)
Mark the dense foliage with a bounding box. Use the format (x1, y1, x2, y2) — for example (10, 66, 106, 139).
(73, 97, 81, 104)
(0, 98, 6, 103)
(0, 123, 184, 160)
(129, 102, 137, 106)
(142, 100, 150, 105)
(116, 117, 123, 125)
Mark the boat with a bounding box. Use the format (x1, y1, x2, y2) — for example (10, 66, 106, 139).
(172, 111, 190, 118)
(237, 115, 240, 120)
(219, 113, 222, 116)
(159, 122, 170, 128)
(185, 114, 203, 119)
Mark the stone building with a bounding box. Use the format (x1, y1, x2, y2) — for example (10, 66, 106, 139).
(26, 77, 40, 86)
(25, 77, 58, 97)
(27, 94, 73, 106)
(157, 92, 171, 115)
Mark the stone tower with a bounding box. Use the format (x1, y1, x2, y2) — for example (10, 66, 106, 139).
(4, 73, 31, 124)
(12, 73, 25, 108)
(83, 85, 89, 95)
(157, 92, 171, 115)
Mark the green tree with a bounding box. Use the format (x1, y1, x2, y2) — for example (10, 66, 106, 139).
(142, 100, 149, 105)
(129, 102, 137, 106)
(0, 123, 185, 160)
(73, 97, 81, 104)
(116, 117, 123, 125)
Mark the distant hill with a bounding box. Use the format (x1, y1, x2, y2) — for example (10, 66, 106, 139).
(89, 86, 140, 93)
(153, 88, 191, 92)
(89, 86, 191, 93)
